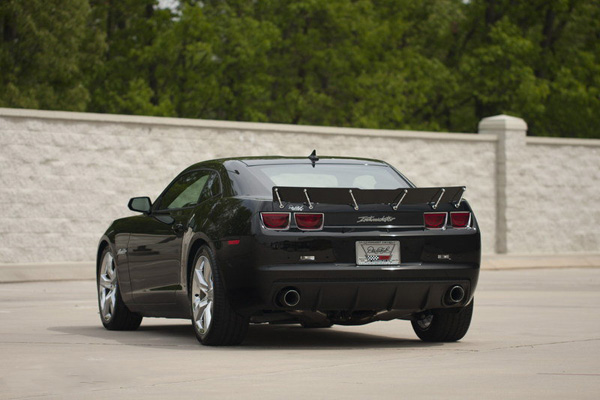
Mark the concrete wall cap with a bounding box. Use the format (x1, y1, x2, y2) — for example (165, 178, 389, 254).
(0, 107, 494, 142)
(527, 136, 600, 147)
(478, 114, 528, 132)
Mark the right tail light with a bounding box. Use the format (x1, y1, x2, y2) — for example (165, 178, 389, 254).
(450, 212, 471, 228)
(295, 213, 324, 230)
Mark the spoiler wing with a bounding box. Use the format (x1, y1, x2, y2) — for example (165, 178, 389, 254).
(272, 186, 466, 210)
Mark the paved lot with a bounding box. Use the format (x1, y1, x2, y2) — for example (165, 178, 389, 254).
(1, 268, 599, 399)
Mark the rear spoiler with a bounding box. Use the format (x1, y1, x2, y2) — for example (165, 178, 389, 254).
(272, 186, 466, 211)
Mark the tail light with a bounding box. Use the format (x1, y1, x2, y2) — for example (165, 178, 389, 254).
(451, 212, 471, 228)
(261, 212, 290, 230)
(295, 213, 324, 230)
(424, 212, 447, 229)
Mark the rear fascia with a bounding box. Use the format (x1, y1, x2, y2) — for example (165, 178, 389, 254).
(215, 200, 481, 317)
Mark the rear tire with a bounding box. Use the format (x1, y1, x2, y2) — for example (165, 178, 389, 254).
(97, 247, 142, 331)
(411, 300, 474, 342)
(189, 245, 249, 346)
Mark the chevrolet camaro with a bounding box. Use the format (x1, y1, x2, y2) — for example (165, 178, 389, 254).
(97, 152, 480, 346)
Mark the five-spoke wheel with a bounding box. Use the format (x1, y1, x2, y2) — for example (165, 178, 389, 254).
(99, 251, 118, 322)
(191, 255, 214, 336)
(97, 247, 142, 330)
(189, 246, 249, 346)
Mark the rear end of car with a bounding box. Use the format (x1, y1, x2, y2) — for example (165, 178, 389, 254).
(222, 158, 480, 328)
(255, 202, 479, 321)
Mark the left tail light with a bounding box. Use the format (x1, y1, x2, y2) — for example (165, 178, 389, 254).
(261, 212, 290, 230)
(295, 213, 324, 230)
(424, 212, 447, 229)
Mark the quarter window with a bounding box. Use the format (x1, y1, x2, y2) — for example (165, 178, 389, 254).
(159, 170, 212, 210)
(198, 173, 221, 203)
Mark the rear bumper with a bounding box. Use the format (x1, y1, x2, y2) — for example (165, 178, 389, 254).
(228, 262, 479, 316)
(218, 221, 481, 317)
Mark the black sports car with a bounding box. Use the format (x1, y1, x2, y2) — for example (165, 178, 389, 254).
(97, 153, 480, 346)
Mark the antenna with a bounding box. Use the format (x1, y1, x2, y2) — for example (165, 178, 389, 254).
(308, 150, 319, 167)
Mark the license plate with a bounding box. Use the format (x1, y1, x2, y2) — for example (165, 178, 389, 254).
(355, 241, 400, 266)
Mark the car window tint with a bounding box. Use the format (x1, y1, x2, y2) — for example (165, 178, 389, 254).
(198, 173, 221, 203)
(353, 175, 377, 189)
(248, 164, 410, 192)
(269, 173, 338, 187)
(161, 171, 210, 210)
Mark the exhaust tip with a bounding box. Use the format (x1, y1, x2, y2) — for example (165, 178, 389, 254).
(278, 288, 300, 307)
(447, 285, 465, 304)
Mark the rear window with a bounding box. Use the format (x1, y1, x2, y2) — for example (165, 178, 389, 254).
(243, 164, 410, 195)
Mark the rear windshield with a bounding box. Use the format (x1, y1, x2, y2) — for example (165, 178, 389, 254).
(238, 163, 410, 195)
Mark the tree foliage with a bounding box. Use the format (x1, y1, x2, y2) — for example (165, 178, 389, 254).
(1, 0, 598, 138)
(0, 0, 102, 110)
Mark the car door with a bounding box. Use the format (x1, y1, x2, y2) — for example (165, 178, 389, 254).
(127, 169, 216, 304)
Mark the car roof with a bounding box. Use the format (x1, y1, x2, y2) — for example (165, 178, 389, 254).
(239, 157, 389, 166)
(183, 156, 389, 171)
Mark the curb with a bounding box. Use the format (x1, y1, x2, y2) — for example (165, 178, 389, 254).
(481, 253, 600, 270)
(0, 262, 95, 283)
(1, 254, 599, 283)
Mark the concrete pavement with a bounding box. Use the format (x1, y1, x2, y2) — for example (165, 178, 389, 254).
(0, 268, 599, 399)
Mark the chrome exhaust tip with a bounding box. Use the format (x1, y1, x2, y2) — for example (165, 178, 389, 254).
(447, 285, 465, 304)
(278, 288, 300, 307)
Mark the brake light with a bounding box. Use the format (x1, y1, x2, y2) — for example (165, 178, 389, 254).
(261, 212, 290, 230)
(424, 212, 447, 229)
(295, 213, 324, 230)
(451, 212, 471, 228)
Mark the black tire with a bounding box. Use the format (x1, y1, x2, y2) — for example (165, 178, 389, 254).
(97, 247, 142, 331)
(189, 245, 249, 346)
(411, 300, 474, 342)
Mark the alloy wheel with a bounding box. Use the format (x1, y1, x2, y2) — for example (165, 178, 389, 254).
(98, 252, 118, 321)
(191, 255, 214, 336)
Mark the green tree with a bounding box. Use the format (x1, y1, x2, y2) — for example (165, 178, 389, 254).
(448, 0, 599, 137)
(158, 0, 279, 120)
(0, 0, 102, 110)
(350, 0, 462, 131)
(535, 0, 600, 138)
(2, 0, 598, 138)
(257, 0, 377, 126)
(87, 0, 174, 116)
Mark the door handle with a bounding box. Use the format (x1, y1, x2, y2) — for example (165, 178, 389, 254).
(172, 223, 185, 233)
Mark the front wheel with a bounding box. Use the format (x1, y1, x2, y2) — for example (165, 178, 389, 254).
(189, 246, 249, 346)
(97, 248, 142, 330)
(411, 300, 474, 342)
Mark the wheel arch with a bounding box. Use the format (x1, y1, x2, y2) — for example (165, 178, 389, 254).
(96, 238, 111, 274)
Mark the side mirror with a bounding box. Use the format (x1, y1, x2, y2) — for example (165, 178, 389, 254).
(128, 197, 152, 214)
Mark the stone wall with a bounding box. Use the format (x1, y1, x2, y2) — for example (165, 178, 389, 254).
(511, 138, 600, 253)
(0, 108, 597, 264)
